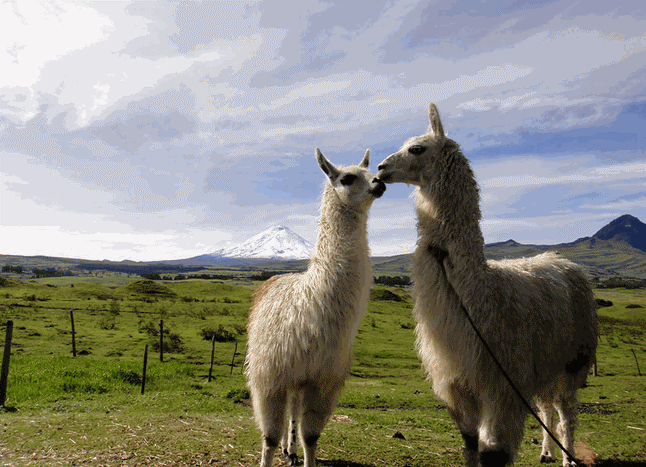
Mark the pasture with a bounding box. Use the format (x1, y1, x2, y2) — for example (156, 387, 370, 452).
(0, 277, 644, 466)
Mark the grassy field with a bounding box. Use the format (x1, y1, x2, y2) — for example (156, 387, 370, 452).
(0, 277, 645, 466)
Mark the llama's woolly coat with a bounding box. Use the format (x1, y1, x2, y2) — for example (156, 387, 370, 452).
(245, 183, 372, 398)
(245, 149, 384, 467)
(414, 249, 597, 409)
(377, 103, 598, 465)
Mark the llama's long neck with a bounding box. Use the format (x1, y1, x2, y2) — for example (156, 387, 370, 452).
(308, 185, 371, 304)
(414, 141, 487, 307)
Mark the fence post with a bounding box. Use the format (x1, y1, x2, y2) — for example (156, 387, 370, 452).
(141, 344, 149, 395)
(159, 320, 164, 363)
(1, 320, 14, 407)
(208, 335, 216, 382)
(241, 344, 245, 375)
(230, 341, 238, 375)
(70, 310, 76, 357)
(631, 349, 642, 376)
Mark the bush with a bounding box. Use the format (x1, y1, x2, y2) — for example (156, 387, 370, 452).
(139, 320, 160, 336)
(371, 289, 403, 302)
(98, 312, 116, 330)
(201, 324, 238, 342)
(109, 300, 121, 315)
(152, 332, 184, 353)
(226, 388, 250, 403)
(374, 275, 411, 286)
(115, 370, 142, 386)
(596, 298, 613, 308)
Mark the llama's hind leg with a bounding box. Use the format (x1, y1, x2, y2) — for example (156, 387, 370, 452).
(554, 394, 578, 467)
(253, 389, 288, 467)
(537, 401, 556, 464)
(299, 382, 341, 467)
(537, 400, 557, 463)
(282, 391, 302, 466)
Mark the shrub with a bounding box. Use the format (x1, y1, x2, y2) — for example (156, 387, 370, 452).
(139, 320, 160, 336)
(371, 289, 403, 302)
(201, 324, 237, 342)
(152, 332, 184, 353)
(226, 388, 250, 403)
(115, 370, 142, 386)
(109, 300, 121, 315)
(98, 312, 116, 330)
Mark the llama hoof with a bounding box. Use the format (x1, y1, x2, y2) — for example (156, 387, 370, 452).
(540, 453, 556, 463)
(285, 453, 299, 466)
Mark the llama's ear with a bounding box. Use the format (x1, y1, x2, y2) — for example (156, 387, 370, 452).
(316, 148, 340, 179)
(359, 149, 370, 168)
(428, 103, 445, 141)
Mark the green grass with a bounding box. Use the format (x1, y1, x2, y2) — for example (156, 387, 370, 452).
(1, 280, 645, 466)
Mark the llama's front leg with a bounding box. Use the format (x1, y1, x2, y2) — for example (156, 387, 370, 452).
(253, 389, 288, 467)
(446, 386, 480, 467)
(447, 406, 478, 467)
(537, 401, 557, 463)
(478, 398, 524, 467)
(282, 391, 301, 466)
(555, 396, 578, 467)
(299, 383, 341, 467)
(282, 418, 299, 465)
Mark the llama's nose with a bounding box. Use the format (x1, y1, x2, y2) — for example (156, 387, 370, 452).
(372, 177, 386, 196)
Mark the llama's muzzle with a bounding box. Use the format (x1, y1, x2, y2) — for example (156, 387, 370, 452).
(371, 178, 386, 198)
(376, 160, 395, 183)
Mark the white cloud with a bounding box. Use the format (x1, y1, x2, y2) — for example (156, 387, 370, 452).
(0, 2, 113, 88)
(477, 158, 646, 191)
(2, 1, 646, 260)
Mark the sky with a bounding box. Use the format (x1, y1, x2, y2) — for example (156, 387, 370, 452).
(1, 0, 646, 262)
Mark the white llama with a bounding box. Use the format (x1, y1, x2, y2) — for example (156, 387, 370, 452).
(376, 104, 598, 467)
(245, 148, 386, 467)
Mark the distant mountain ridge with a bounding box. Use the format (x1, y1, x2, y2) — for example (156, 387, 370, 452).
(2, 215, 646, 279)
(590, 214, 646, 252)
(370, 214, 646, 279)
(487, 214, 646, 253)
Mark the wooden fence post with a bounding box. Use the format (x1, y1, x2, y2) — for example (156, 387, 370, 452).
(208, 335, 216, 382)
(631, 349, 642, 376)
(230, 341, 238, 375)
(159, 320, 164, 363)
(1, 320, 14, 407)
(141, 345, 148, 395)
(241, 344, 245, 375)
(70, 310, 76, 357)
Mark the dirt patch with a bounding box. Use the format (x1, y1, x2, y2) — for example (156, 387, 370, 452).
(577, 402, 618, 415)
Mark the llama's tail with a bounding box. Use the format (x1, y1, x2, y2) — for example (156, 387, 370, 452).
(565, 348, 593, 376)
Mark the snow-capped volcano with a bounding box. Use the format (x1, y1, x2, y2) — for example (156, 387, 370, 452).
(208, 226, 313, 260)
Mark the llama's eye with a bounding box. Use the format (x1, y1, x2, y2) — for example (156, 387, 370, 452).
(409, 145, 426, 155)
(339, 174, 357, 186)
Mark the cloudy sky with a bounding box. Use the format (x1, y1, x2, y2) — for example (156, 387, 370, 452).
(1, 1, 645, 261)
